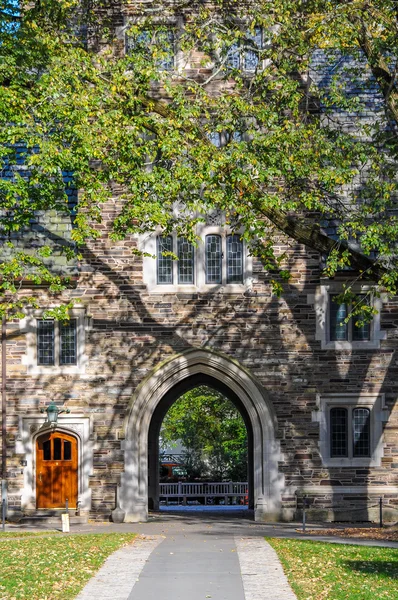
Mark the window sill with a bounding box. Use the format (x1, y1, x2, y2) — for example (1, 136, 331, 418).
(25, 364, 86, 376)
(321, 340, 383, 351)
(146, 283, 248, 294)
(320, 456, 380, 468)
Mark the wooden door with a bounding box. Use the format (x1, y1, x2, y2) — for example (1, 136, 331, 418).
(36, 432, 78, 509)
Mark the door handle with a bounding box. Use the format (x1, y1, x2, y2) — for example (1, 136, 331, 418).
(39, 473, 42, 483)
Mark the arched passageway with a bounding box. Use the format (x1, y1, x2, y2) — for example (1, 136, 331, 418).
(119, 349, 284, 522)
(149, 376, 251, 511)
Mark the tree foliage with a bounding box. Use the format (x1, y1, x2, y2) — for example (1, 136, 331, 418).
(160, 386, 248, 481)
(1, 1, 398, 317)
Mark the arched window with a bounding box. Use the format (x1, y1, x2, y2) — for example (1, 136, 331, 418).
(157, 236, 173, 284)
(330, 407, 348, 457)
(353, 408, 370, 457)
(147, 230, 251, 290)
(205, 235, 222, 284)
(226, 234, 243, 284)
(177, 237, 194, 284)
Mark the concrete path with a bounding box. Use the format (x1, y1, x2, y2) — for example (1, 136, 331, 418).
(74, 515, 298, 600)
(128, 531, 245, 600)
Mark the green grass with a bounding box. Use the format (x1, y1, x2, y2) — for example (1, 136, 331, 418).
(0, 531, 60, 538)
(0, 533, 136, 599)
(268, 538, 398, 600)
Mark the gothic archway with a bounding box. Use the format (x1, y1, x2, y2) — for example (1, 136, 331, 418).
(119, 348, 284, 522)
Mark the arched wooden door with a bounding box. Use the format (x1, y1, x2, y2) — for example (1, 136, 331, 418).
(36, 432, 78, 509)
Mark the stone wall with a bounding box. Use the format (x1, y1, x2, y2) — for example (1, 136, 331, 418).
(2, 204, 398, 520)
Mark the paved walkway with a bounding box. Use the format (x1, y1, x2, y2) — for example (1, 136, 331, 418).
(76, 526, 297, 600)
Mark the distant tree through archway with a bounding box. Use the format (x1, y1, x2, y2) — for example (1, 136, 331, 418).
(159, 385, 248, 486)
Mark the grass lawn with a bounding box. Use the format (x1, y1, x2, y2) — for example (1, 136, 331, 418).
(268, 538, 398, 600)
(0, 532, 136, 599)
(0, 531, 61, 538)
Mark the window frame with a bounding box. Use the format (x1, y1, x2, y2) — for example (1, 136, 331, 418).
(314, 394, 388, 467)
(329, 293, 371, 343)
(177, 236, 195, 285)
(21, 307, 87, 375)
(36, 318, 78, 367)
(310, 282, 386, 350)
(157, 235, 174, 285)
(132, 28, 176, 71)
(226, 26, 264, 73)
(124, 20, 183, 72)
(144, 226, 252, 293)
(330, 406, 371, 459)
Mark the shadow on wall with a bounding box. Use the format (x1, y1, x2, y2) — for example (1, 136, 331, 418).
(4, 225, 398, 522)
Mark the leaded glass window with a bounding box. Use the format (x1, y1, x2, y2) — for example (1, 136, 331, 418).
(157, 30, 175, 71)
(330, 407, 348, 457)
(37, 320, 55, 366)
(244, 27, 262, 71)
(227, 27, 262, 71)
(330, 296, 348, 341)
(157, 236, 173, 284)
(353, 408, 370, 457)
(60, 319, 77, 365)
(205, 235, 222, 284)
(177, 237, 194, 284)
(330, 294, 371, 342)
(126, 29, 174, 71)
(227, 234, 243, 283)
(227, 41, 240, 69)
(352, 295, 371, 341)
(208, 131, 222, 147)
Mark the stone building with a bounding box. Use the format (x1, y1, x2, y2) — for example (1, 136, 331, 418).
(1, 3, 398, 524)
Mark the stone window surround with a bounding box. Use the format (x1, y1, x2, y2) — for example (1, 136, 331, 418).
(15, 415, 94, 513)
(227, 26, 265, 72)
(141, 225, 253, 293)
(308, 281, 386, 350)
(313, 393, 388, 468)
(20, 306, 87, 375)
(119, 18, 269, 74)
(121, 16, 186, 72)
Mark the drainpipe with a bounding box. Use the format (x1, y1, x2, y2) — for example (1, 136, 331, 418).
(1, 316, 6, 481)
(1, 316, 7, 523)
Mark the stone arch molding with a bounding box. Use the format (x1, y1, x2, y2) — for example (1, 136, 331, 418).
(15, 415, 93, 516)
(119, 348, 284, 522)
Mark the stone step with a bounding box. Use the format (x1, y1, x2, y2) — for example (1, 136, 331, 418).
(19, 512, 88, 525)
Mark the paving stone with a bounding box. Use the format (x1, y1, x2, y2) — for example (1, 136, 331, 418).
(235, 536, 297, 600)
(75, 534, 163, 600)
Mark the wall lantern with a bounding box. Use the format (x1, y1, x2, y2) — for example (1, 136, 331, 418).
(40, 402, 70, 426)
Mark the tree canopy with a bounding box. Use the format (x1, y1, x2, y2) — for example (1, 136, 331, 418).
(1, 1, 397, 317)
(160, 386, 248, 481)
